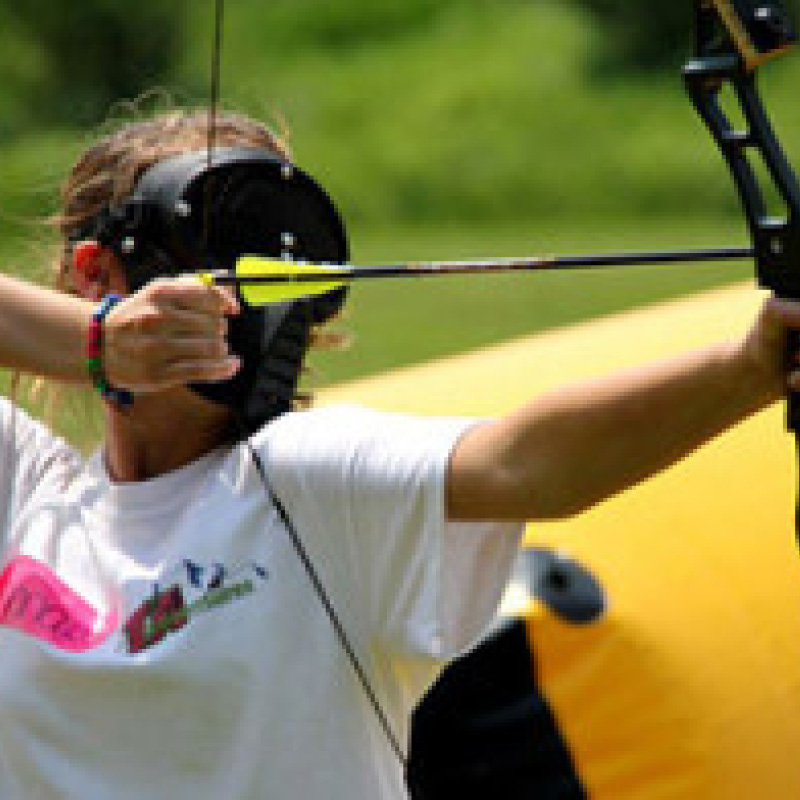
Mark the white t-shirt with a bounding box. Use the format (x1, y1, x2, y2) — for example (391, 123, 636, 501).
(0, 399, 523, 799)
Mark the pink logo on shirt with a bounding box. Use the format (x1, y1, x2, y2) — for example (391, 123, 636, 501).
(0, 554, 118, 652)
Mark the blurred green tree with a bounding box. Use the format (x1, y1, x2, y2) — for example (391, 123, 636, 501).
(235, 0, 463, 52)
(0, 0, 189, 134)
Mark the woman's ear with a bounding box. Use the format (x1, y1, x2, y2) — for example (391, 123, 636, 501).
(71, 240, 108, 301)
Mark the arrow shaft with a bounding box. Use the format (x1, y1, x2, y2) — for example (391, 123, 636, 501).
(216, 245, 754, 285)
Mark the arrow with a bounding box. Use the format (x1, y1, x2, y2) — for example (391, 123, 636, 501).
(198, 246, 754, 306)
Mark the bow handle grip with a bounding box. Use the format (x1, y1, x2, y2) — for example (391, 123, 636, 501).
(788, 330, 800, 431)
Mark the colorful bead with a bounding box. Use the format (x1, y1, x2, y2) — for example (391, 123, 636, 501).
(84, 294, 134, 409)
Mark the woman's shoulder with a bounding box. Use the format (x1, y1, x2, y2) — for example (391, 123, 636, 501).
(250, 407, 423, 474)
(253, 405, 393, 445)
(250, 404, 478, 476)
(0, 396, 80, 458)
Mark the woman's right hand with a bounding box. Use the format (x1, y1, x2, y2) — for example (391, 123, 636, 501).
(102, 276, 242, 393)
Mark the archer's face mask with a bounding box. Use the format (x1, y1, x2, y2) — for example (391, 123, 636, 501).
(72, 147, 349, 435)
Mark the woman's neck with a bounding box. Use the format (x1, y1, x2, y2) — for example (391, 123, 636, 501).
(102, 391, 232, 482)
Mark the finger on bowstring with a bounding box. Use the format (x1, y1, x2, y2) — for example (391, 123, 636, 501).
(149, 275, 240, 316)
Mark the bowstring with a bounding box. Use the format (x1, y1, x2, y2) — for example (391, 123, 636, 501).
(205, 0, 406, 766)
(208, 0, 224, 164)
(202, 0, 226, 265)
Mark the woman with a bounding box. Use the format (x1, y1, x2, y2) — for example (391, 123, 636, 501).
(0, 109, 797, 799)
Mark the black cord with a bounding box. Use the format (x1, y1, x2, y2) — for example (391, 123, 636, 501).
(243, 436, 408, 767)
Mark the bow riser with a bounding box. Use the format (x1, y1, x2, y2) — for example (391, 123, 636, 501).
(684, 57, 800, 297)
(687, 1, 800, 497)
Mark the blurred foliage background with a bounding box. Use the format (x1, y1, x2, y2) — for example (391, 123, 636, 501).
(0, 0, 796, 412)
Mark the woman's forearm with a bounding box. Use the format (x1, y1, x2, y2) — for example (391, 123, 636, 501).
(448, 341, 781, 521)
(0, 273, 93, 380)
(0, 272, 242, 391)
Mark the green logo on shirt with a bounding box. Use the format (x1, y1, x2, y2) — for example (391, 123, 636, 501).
(123, 561, 267, 654)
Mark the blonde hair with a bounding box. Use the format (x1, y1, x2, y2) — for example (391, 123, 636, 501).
(54, 109, 291, 294)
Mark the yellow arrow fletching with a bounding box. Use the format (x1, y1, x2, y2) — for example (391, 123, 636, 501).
(233, 256, 347, 306)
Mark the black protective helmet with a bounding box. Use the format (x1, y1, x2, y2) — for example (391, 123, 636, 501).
(71, 146, 349, 434)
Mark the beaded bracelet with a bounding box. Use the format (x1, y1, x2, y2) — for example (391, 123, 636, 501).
(85, 294, 134, 409)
